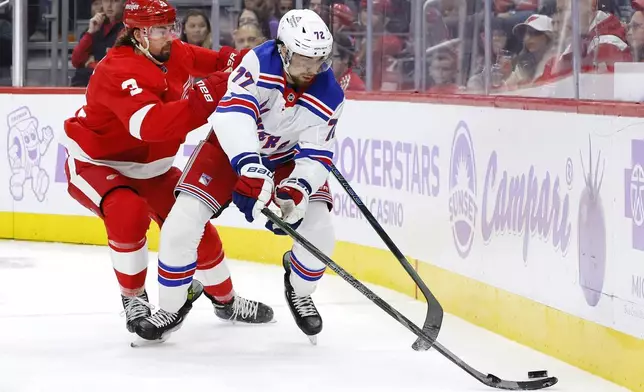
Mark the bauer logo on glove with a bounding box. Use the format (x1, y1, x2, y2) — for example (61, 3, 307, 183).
(232, 161, 275, 223)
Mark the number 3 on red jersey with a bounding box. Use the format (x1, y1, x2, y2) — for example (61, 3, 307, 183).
(122, 78, 143, 96)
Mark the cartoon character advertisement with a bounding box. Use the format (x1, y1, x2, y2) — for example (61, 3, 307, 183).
(6, 106, 54, 203)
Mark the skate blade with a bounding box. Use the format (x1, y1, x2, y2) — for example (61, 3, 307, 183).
(129, 321, 184, 348)
(307, 335, 317, 345)
(217, 317, 278, 325)
(130, 334, 170, 348)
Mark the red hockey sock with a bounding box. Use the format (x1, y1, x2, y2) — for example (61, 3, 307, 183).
(103, 188, 151, 296)
(204, 278, 234, 303)
(197, 224, 234, 302)
(111, 238, 148, 296)
(199, 256, 234, 302)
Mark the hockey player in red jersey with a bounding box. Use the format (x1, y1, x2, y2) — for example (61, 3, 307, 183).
(62, 0, 274, 338)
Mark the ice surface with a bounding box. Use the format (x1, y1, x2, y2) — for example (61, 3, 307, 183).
(0, 240, 628, 392)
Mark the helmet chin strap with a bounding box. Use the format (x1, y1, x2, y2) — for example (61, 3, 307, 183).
(278, 44, 295, 82)
(131, 33, 164, 66)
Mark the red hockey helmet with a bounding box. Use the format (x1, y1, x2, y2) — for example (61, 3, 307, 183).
(332, 4, 355, 27)
(123, 0, 177, 29)
(359, 0, 393, 15)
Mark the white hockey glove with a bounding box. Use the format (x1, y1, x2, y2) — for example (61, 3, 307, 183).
(274, 178, 311, 225)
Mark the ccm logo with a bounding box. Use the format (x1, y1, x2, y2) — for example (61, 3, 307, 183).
(196, 80, 213, 102)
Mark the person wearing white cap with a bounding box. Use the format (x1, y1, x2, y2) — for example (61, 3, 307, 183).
(506, 14, 556, 87)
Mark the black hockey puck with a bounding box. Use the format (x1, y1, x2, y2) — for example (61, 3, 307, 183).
(528, 370, 548, 379)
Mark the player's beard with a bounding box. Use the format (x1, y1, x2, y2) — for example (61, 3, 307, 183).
(152, 42, 172, 63)
(292, 73, 315, 88)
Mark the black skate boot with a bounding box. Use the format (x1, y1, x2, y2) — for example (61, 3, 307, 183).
(204, 291, 274, 324)
(132, 280, 204, 346)
(121, 290, 152, 333)
(283, 252, 322, 345)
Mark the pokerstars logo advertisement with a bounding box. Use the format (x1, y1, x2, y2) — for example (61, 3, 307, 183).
(448, 120, 573, 264)
(329, 136, 441, 229)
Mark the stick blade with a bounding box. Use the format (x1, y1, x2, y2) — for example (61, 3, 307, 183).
(483, 373, 558, 390)
(411, 302, 443, 351)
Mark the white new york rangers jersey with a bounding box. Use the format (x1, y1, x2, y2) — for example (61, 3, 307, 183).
(209, 40, 345, 194)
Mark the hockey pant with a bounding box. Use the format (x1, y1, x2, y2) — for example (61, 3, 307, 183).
(166, 134, 334, 305)
(64, 157, 233, 303)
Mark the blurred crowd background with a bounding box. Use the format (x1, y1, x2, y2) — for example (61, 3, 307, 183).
(1, 0, 643, 99)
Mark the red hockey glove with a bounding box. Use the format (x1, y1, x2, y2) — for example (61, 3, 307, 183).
(188, 71, 230, 120)
(216, 46, 250, 72)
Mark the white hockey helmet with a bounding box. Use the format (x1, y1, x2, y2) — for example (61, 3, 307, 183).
(277, 9, 334, 73)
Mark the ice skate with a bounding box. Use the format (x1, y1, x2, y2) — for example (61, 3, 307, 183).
(283, 252, 322, 345)
(121, 290, 152, 333)
(132, 280, 204, 346)
(205, 291, 275, 324)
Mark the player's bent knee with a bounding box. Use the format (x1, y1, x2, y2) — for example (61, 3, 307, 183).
(102, 188, 150, 243)
(297, 202, 335, 255)
(159, 193, 215, 266)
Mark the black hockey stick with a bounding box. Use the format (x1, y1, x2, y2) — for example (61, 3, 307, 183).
(329, 163, 442, 350)
(262, 208, 558, 391)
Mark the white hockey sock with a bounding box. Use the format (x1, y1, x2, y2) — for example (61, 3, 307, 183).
(289, 202, 335, 297)
(158, 193, 213, 313)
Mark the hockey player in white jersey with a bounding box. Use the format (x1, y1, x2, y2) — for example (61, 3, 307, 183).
(135, 9, 344, 343)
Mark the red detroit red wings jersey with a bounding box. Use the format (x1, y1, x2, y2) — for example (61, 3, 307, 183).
(63, 40, 240, 179)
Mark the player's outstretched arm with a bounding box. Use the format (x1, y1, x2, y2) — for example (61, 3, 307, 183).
(182, 41, 249, 76)
(111, 71, 226, 143)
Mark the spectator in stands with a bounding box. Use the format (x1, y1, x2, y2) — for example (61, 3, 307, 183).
(0, 5, 11, 71)
(331, 3, 356, 34)
(239, 8, 261, 26)
(466, 19, 511, 91)
(423, 5, 450, 50)
(277, 0, 294, 18)
(90, 0, 103, 17)
(537, 0, 631, 82)
(333, 32, 365, 91)
(628, 9, 644, 61)
(309, 0, 323, 14)
(355, 0, 404, 90)
(427, 48, 460, 93)
(505, 14, 555, 87)
(180, 9, 212, 49)
(494, 0, 539, 36)
(71, 0, 125, 87)
(243, 0, 279, 38)
(233, 23, 266, 50)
